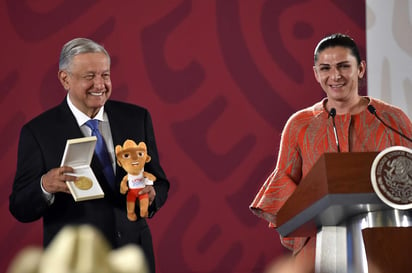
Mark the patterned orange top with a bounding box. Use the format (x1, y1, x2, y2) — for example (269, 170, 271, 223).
(250, 96, 412, 254)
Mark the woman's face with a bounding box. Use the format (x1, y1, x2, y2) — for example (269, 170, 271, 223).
(313, 46, 365, 105)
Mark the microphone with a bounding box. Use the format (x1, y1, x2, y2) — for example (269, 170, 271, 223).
(367, 104, 412, 143)
(329, 108, 341, 152)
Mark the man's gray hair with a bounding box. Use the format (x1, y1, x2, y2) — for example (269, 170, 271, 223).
(59, 38, 111, 71)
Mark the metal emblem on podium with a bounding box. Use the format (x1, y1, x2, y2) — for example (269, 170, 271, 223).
(370, 146, 412, 210)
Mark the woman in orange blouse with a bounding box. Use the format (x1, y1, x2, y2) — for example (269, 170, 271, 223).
(250, 33, 412, 273)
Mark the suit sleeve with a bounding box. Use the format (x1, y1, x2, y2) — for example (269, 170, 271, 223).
(9, 125, 50, 222)
(142, 110, 170, 218)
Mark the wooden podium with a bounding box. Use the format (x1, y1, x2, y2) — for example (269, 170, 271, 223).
(276, 152, 412, 273)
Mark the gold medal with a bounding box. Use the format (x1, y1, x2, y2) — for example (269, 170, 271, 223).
(74, 176, 93, 190)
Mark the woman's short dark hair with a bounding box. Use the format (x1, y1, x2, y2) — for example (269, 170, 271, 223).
(314, 33, 361, 65)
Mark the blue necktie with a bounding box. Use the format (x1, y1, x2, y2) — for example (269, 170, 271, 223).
(85, 119, 115, 188)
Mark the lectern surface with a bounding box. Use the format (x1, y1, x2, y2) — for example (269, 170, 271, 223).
(276, 152, 384, 237)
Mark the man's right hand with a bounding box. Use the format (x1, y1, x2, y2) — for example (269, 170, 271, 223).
(42, 166, 76, 194)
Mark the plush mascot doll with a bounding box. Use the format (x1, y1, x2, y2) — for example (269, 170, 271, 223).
(115, 140, 156, 221)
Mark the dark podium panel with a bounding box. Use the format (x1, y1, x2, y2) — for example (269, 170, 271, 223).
(362, 227, 412, 273)
(276, 152, 382, 237)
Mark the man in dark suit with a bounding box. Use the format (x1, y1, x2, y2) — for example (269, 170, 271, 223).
(9, 38, 169, 273)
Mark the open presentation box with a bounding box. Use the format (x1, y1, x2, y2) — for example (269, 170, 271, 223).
(60, 136, 104, 201)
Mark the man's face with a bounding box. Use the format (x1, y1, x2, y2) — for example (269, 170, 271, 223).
(58, 52, 112, 117)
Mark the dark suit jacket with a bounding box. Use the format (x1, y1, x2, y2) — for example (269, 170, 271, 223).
(9, 98, 169, 272)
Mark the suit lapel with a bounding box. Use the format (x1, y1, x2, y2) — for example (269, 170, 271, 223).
(104, 101, 126, 192)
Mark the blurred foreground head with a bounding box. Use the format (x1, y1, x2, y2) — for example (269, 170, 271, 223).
(7, 225, 149, 273)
